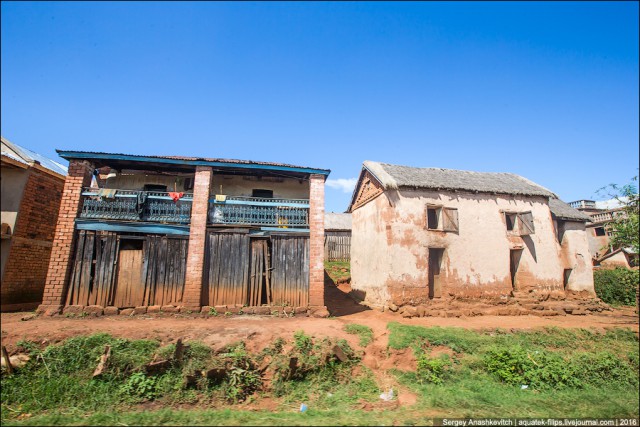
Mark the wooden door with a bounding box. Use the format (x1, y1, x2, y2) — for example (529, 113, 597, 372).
(114, 240, 145, 308)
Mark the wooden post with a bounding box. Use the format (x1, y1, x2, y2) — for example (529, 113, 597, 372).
(2, 346, 14, 374)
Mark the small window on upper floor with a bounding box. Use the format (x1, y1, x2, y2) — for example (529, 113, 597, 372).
(594, 227, 606, 236)
(426, 205, 459, 233)
(504, 211, 535, 236)
(143, 184, 168, 192)
(252, 189, 273, 198)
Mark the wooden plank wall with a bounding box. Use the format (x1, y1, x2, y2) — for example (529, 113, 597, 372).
(142, 236, 188, 306)
(203, 231, 250, 307)
(271, 235, 309, 307)
(324, 231, 351, 262)
(67, 230, 119, 307)
(66, 231, 188, 308)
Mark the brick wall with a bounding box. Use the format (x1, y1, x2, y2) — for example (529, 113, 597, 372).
(309, 174, 326, 307)
(1, 168, 65, 310)
(182, 166, 212, 310)
(38, 160, 93, 314)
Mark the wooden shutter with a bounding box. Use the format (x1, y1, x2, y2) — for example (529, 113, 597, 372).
(442, 208, 459, 232)
(517, 212, 535, 235)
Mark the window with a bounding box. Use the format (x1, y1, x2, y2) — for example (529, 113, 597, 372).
(143, 184, 167, 192)
(426, 205, 459, 232)
(504, 211, 535, 236)
(594, 227, 606, 236)
(252, 189, 273, 198)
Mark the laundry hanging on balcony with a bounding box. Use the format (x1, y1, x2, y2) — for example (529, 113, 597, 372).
(97, 188, 117, 199)
(168, 192, 184, 203)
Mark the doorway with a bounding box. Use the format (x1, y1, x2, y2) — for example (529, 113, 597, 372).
(428, 248, 445, 298)
(509, 249, 523, 290)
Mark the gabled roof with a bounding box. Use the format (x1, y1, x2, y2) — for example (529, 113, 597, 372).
(325, 213, 352, 231)
(1, 137, 68, 177)
(548, 198, 591, 222)
(361, 161, 556, 198)
(597, 247, 638, 263)
(56, 150, 330, 177)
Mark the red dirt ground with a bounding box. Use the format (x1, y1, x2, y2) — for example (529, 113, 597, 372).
(1, 283, 637, 409)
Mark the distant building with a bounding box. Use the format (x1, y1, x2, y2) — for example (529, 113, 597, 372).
(324, 213, 351, 262)
(348, 161, 594, 309)
(568, 199, 630, 266)
(1, 137, 67, 311)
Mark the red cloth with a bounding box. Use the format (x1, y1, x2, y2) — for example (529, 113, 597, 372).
(168, 192, 184, 202)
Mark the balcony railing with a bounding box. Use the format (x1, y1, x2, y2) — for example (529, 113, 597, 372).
(209, 196, 309, 227)
(80, 188, 193, 224)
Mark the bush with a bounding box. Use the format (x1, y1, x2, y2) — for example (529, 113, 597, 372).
(594, 268, 639, 306)
(417, 354, 451, 384)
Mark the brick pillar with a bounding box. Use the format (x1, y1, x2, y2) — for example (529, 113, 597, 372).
(38, 160, 94, 315)
(309, 174, 326, 307)
(182, 166, 212, 310)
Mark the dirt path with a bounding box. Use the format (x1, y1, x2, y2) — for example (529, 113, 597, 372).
(2, 302, 637, 353)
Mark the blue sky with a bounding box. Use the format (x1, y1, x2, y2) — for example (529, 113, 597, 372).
(2, 1, 638, 212)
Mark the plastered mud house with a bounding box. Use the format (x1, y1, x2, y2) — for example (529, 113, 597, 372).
(348, 161, 594, 309)
(37, 150, 329, 316)
(1, 137, 67, 311)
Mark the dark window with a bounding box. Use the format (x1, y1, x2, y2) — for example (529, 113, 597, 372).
(427, 207, 440, 229)
(252, 189, 273, 198)
(594, 227, 606, 236)
(505, 213, 516, 231)
(143, 184, 167, 192)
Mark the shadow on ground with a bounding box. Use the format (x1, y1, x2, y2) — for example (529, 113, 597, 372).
(324, 270, 370, 317)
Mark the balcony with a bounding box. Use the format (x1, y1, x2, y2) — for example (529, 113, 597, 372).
(80, 188, 193, 224)
(209, 196, 309, 228)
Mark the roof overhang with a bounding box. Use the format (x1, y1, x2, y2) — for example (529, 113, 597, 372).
(57, 150, 331, 178)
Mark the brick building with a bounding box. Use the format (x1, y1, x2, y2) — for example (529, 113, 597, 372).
(1, 137, 67, 311)
(37, 150, 329, 316)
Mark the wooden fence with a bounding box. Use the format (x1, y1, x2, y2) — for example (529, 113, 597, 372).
(324, 231, 351, 262)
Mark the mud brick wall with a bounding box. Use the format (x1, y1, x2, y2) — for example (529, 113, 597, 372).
(1, 168, 65, 310)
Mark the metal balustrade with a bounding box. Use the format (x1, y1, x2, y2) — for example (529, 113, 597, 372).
(79, 188, 193, 224)
(209, 196, 309, 227)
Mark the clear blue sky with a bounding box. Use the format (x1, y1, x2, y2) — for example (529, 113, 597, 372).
(2, 1, 638, 212)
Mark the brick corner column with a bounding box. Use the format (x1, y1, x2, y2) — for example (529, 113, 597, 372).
(308, 174, 326, 308)
(182, 166, 212, 311)
(37, 160, 94, 315)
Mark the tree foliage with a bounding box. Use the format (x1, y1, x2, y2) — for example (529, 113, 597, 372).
(597, 176, 639, 253)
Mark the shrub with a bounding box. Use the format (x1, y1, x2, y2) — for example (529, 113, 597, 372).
(417, 354, 451, 384)
(594, 268, 638, 306)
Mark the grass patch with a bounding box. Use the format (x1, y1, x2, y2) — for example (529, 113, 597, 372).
(387, 323, 639, 418)
(324, 261, 350, 283)
(343, 323, 374, 347)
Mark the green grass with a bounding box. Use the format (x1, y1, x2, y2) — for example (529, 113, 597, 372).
(387, 323, 639, 418)
(2, 326, 639, 425)
(324, 261, 351, 283)
(343, 323, 374, 347)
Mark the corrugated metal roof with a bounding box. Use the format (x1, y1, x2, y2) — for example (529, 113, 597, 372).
(325, 213, 352, 230)
(1, 137, 68, 176)
(56, 150, 330, 175)
(363, 161, 556, 198)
